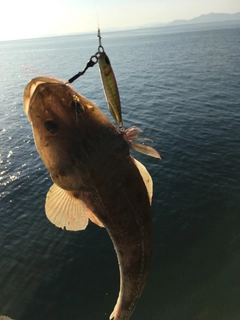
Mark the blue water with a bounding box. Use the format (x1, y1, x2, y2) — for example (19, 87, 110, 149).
(1, 22, 240, 320)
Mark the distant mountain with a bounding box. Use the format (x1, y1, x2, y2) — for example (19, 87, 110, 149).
(169, 12, 240, 26)
(137, 12, 240, 29)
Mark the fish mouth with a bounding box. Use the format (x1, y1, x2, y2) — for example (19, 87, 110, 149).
(23, 77, 64, 116)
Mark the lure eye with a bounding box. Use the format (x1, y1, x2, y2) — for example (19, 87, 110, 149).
(105, 55, 110, 65)
(44, 120, 59, 134)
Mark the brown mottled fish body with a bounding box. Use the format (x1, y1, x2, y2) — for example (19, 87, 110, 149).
(23, 77, 152, 320)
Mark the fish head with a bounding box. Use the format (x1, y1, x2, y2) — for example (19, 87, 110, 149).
(23, 77, 119, 190)
(24, 77, 89, 132)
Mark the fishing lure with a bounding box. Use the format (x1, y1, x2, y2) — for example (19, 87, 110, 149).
(123, 126, 161, 159)
(66, 29, 160, 159)
(97, 28, 123, 127)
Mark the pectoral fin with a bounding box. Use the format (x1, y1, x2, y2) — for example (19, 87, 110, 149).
(132, 157, 153, 204)
(45, 183, 89, 231)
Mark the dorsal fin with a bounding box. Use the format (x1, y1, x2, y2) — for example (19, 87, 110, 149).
(132, 157, 153, 204)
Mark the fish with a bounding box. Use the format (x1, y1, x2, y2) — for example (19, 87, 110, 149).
(23, 76, 156, 320)
(98, 50, 123, 127)
(0, 316, 14, 320)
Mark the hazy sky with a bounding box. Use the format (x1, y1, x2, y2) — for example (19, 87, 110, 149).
(0, 0, 239, 41)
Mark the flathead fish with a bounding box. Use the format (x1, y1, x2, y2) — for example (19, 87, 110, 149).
(23, 77, 155, 320)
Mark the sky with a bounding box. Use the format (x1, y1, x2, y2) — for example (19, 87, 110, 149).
(0, 0, 239, 41)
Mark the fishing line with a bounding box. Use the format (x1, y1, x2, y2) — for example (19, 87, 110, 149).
(66, 0, 101, 84)
(22, 65, 56, 79)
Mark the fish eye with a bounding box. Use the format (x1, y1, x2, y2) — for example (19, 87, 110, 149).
(105, 56, 110, 65)
(44, 120, 59, 134)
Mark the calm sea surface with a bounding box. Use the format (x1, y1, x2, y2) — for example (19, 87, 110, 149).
(1, 22, 240, 320)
